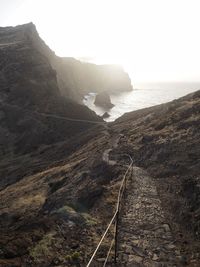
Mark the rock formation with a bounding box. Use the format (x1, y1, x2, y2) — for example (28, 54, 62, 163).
(94, 91, 114, 109)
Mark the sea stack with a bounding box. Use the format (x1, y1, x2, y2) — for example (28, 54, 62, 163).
(94, 91, 114, 109)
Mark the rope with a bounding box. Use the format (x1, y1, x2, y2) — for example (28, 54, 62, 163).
(86, 155, 133, 267)
(103, 238, 115, 267)
(116, 155, 133, 211)
(86, 209, 118, 267)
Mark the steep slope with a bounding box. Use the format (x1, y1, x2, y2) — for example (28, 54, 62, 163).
(0, 23, 103, 173)
(0, 90, 199, 266)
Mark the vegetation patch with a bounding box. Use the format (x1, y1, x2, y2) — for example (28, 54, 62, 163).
(81, 212, 97, 226)
(56, 205, 77, 215)
(65, 251, 81, 264)
(29, 232, 55, 263)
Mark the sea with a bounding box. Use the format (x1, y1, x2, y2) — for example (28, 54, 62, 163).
(83, 82, 200, 122)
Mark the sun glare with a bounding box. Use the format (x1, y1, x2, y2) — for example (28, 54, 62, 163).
(2, 0, 200, 82)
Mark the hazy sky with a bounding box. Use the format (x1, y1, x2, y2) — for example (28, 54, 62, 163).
(0, 0, 200, 82)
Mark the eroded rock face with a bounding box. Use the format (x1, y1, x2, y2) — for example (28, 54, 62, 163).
(94, 91, 114, 109)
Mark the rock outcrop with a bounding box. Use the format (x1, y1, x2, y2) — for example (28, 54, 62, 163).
(94, 91, 114, 109)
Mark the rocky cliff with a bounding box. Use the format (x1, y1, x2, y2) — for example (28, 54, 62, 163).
(12, 23, 132, 102)
(56, 59, 133, 100)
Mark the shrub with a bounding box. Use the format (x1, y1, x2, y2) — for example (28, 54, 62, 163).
(29, 232, 55, 263)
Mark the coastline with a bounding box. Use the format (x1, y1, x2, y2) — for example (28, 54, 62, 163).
(83, 82, 200, 121)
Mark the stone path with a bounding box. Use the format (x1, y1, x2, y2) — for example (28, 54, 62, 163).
(102, 133, 123, 166)
(117, 167, 187, 267)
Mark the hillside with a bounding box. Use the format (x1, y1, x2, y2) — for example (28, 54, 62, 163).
(0, 23, 104, 188)
(0, 90, 199, 266)
(112, 90, 200, 265)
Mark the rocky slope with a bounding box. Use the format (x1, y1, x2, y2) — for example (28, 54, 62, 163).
(112, 90, 200, 265)
(0, 88, 199, 266)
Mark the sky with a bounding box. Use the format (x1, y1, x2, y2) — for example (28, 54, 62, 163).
(0, 0, 200, 83)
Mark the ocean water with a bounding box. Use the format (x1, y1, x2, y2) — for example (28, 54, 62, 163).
(83, 82, 200, 122)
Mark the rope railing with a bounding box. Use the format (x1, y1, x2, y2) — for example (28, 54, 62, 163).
(86, 154, 133, 267)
